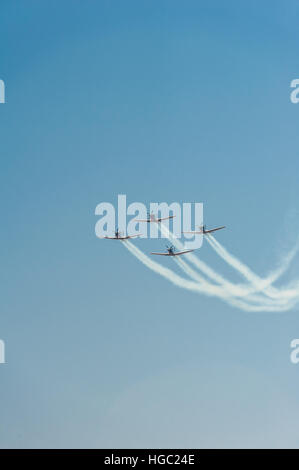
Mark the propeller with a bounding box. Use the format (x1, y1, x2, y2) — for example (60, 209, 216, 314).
(166, 244, 175, 252)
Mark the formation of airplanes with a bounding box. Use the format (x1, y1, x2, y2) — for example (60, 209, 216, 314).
(101, 214, 225, 257)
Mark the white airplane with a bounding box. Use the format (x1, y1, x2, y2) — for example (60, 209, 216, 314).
(136, 211, 175, 223)
(151, 244, 194, 257)
(102, 229, 140, 240)
(183, 224, 226, 235)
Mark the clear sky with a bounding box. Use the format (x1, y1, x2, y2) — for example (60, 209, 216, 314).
(1, 0, 299, 448)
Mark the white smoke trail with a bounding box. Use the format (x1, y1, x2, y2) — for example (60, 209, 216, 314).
(173, 256, 289, 309)
(123, 240, 221, 296)
(159, 223, 284, 305)
(206, 235, 299, 301)
(123, 240, 297, 312)
(159, 223, 234, 287)
(159, 223, 299, 304)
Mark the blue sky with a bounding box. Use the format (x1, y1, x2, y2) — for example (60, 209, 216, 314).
(1, 0, 299, 448)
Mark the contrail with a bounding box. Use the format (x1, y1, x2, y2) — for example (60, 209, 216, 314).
(159, 222, 232, 287)
(123, 240, 222, 296)
(159, 222, 299, 304)
(206, 234, 299, 301)
(174, 256, 290, 310)
(123, 240, 297, 312)
(162, 222, 299, 308)
(159, 222, 254, 295)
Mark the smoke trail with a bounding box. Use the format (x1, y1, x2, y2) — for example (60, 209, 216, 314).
(159, 222, 252, 295)
(123, 240, 296, 312)
(159, 223, 233, 287)
(174, 257, 206, 284)
(123, 240, 221, 296)
(159, 222, 299, 304)
(206, 235, 299, 301)
(173, 256, 289, 309)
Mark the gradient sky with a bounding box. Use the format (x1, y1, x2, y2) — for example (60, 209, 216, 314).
(1, 0, 299, 448)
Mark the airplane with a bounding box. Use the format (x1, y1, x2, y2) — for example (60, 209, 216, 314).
(136, 211, 175, 223)
(183, 224, 226, 235)
(102, 229, 140, 240)
(151, 244, 195, 257)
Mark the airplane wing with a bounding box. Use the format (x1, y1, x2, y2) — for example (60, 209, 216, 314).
(151, 249, 194, 256)
(182, 226, 226, 235)
(204, 226, 226, 234)
(134, 219, 150, 223)
(103, 235, 140, 240)
(157, 215, 175, 222)
(173, 249, 194, 256)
